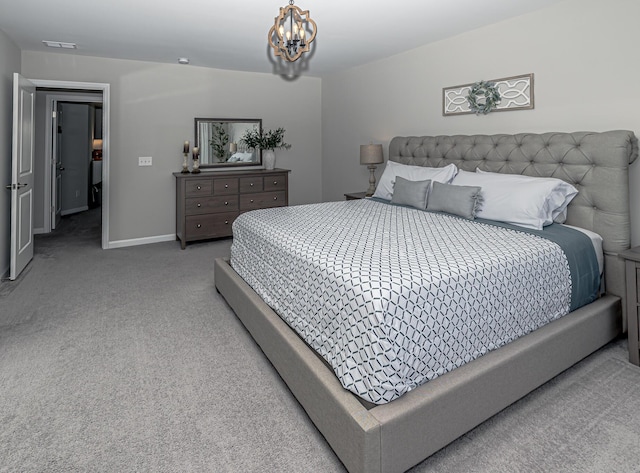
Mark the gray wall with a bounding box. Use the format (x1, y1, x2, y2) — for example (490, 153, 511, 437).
(321, 0, 640, 245)
(21, 52, 322, 244)
(0, 29, 21, 276)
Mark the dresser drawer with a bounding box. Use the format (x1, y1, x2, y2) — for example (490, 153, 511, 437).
(186, 179, 213, 196)
(239, 177, 263, 193)
(213, 178, 239, 195)
(262, 190, 287, 208)
(185, 212, 239, 238)
(263, 174, 287, 191)
(185, 196, 239, 215)
(240, 191, 287, 211)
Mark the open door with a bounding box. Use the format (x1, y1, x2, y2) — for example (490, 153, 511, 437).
(51, 101, 62, 229)
(56, 102, 91, 217)
(9, 73, 36, 280)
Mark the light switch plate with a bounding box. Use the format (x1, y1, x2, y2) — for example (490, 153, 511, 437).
(138, 156, 152, 166)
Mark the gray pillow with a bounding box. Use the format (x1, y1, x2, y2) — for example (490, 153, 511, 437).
(427, 181, 483, 219)
(391, 177, 431, 209)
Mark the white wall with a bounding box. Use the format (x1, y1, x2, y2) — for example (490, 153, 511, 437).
(22, 52, 322, 244)
(0, 29, 21, 277)
(321, 0, 640, 245)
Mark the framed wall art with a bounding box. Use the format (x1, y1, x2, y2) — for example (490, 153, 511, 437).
(443, 73, 534, 116)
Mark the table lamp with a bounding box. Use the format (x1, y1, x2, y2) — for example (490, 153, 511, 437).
(360, 144, 384, 196)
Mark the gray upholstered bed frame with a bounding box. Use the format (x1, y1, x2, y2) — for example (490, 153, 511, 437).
(215, 130, 638, 473)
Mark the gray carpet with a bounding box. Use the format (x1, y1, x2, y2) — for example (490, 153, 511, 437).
(1, 208, 640, 472)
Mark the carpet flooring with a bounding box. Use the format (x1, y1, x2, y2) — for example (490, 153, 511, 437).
(1, 208, 640, 472)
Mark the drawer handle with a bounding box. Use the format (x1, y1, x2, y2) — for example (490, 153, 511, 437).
(197, 203, 201, 208)
(250, 199, 254, 203)
(224, 220, 229, 224)
(250, 183, 254, 187)
(225, 184, 228, 188)
(273, 196, 278, 201)
(273, 181, 278, 185)
(197, 185, 201, 190)
(196, 224, 202, 229)
(224, 201, 228, 206)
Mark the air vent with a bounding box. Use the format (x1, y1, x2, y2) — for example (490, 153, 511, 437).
(42, 41, 77, 49)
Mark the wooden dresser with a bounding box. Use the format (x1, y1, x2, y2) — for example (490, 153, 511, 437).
(174, 168, 290, 249)
(621, 246, 640, 365)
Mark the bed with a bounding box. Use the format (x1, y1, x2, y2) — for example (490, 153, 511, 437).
(214, 130, 638, 473)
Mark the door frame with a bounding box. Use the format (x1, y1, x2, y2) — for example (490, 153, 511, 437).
(42, 92, 102, 233)
(30, 79, 110, 250)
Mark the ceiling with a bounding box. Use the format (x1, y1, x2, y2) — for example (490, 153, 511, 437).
(0, 0, 565, 77)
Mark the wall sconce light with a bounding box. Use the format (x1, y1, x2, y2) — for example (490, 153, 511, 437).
(268, 0, 317, 63)
(360, 144, 384, 196)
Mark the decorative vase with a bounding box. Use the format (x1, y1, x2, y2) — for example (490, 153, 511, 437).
(263, 149, 276, 170)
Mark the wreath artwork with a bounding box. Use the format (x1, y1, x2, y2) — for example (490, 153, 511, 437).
(443, 74, 533, 116)
(466, 80, 502, 115)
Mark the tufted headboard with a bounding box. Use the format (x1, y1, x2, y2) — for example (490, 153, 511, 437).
(389, 130, 638, 312)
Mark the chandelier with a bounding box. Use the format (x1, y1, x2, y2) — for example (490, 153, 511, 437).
(268, 0, 317, 63)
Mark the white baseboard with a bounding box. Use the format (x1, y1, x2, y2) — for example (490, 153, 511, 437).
(34, 227, 46, 235)
(61, 206, 89, 216)
(0, 264, 8, 280)
(107, 234, 176, 249)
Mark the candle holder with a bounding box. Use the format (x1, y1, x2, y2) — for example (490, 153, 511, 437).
(192, 147, 201, 174)
(182, 141, 191, 173)
(181, 152, 190, 173)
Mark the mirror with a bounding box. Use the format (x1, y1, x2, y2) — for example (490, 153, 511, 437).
(194, 118, 262, 168)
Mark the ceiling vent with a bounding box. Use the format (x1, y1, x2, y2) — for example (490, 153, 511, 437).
(42, 40, 77, 49)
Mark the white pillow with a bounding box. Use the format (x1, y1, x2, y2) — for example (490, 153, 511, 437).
(373, 161, 458, 201)
(451, 169, 578, 230)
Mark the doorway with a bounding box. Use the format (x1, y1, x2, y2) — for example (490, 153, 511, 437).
(35, 94, 102, 236)
(30, 80, 110, 249)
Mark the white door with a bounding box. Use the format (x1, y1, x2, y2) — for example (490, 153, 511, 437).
(58, 102, 90, 216)
(10, 73, 36, 280)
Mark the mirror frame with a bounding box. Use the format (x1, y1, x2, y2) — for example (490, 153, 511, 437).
(194, 117, 263, 168)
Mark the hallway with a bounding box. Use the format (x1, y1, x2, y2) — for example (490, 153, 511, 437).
(37, 207, 102, 251)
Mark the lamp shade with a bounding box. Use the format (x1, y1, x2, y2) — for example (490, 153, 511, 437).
(360, 144, 384, 165)
(92, 139, 103, 150)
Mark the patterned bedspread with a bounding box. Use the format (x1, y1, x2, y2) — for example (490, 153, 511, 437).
(230, 199, 593, 404)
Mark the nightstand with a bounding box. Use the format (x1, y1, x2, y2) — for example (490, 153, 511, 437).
(344, 192, 368, 201)
(621, 246, 640, 365)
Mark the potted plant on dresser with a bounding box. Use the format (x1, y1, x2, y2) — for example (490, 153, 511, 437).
(241, 127, 291, 170)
